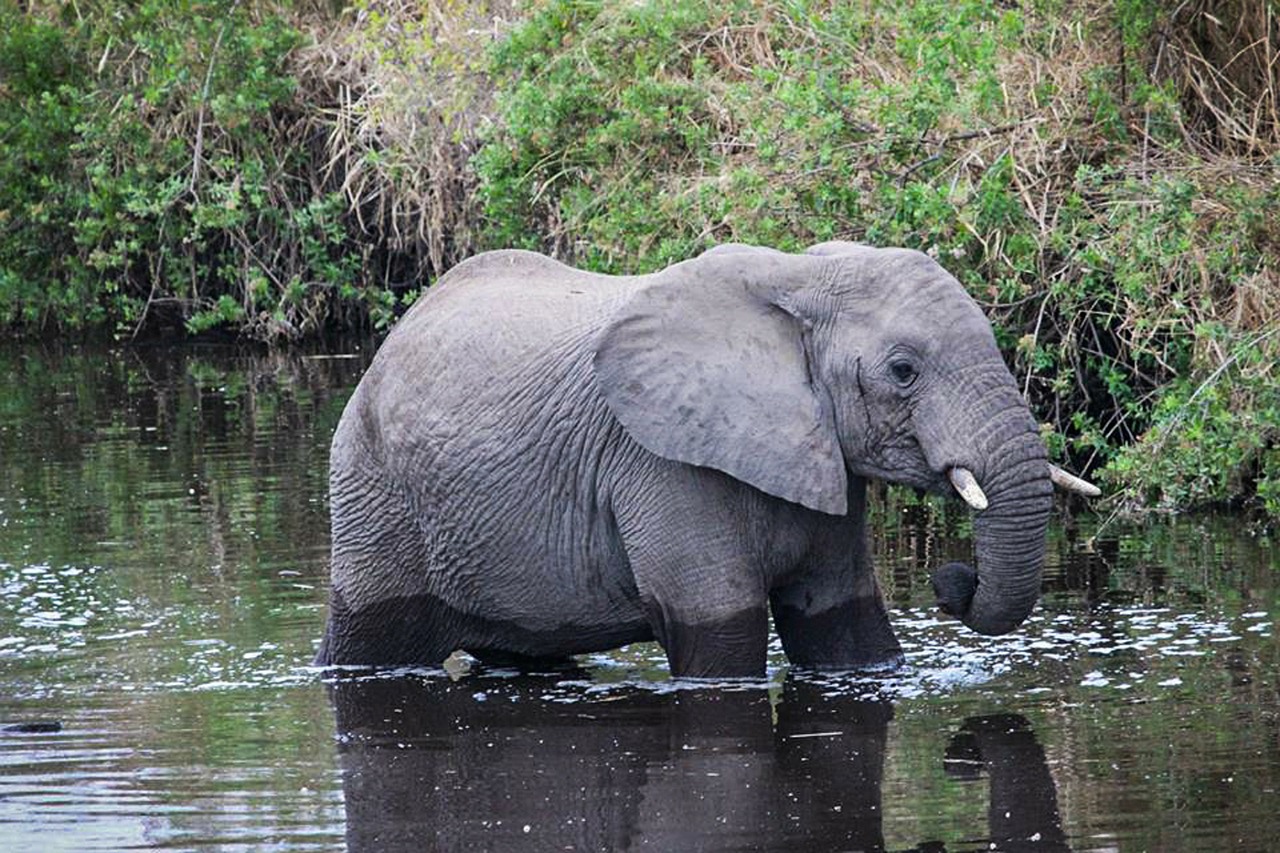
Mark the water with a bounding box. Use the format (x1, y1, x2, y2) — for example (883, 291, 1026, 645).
(0, 342, 1276, 851)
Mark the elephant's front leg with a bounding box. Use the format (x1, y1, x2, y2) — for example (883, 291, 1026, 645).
(616, 470, 771, 679)
(644, 592, 770, 679)
(769, 478, 904, 671)
(770, 569, 902, 671)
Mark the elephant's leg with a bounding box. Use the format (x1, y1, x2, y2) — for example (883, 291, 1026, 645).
(317, 447, 460, 668)
(317, 587, 459, 667)
(770, 569, 902, 671)
(615, 470, 770, 680)
(769, 477, 903, 671)
(643, 595, 770, 680)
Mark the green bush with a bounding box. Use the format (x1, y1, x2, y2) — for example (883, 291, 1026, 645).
(0, 2, 396, 338)
(473, 0, 1278, 516)
(0, 11, 95, 325)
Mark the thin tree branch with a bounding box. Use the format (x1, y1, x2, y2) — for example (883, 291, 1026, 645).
(191, 2, 242, 194)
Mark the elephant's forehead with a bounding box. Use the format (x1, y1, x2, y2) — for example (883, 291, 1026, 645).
(825, 250, 964, 305)
(832, 273, 991, 337)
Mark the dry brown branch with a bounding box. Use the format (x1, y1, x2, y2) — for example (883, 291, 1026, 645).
(1162, 0, 1280, 156)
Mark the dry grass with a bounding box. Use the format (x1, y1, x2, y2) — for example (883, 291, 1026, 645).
(292, 1, 517, 287)
(1160, 0, 1280, 157)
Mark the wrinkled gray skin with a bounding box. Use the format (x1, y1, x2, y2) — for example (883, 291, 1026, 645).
(316, 242, 1053, 678)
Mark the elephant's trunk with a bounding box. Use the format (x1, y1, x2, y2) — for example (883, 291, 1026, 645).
(954, 428, 1053, 635)
(923, 370, 1054, 636)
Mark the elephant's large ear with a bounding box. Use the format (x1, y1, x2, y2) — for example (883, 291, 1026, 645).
(593, 251, 848, 515)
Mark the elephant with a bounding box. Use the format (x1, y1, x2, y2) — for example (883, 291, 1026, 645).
(316, 242, 1097, 677)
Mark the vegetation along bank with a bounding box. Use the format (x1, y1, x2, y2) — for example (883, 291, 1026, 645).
(2, 1, 1277, 517)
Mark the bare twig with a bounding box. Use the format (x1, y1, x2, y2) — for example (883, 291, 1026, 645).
(190, 1, 242, 194)
(1023, 291, 1051, 398)
(899, 121, 1034, 185)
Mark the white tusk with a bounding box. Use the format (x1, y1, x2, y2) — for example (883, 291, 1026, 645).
(1049, 464, 1102, 498)
(948, 467, 988, 511)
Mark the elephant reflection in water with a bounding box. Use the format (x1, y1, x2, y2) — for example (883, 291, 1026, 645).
(329, 676, 1070, 852)
(941, 715, 1070, 853)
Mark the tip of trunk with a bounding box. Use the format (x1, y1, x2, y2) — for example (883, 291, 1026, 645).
(930, 561, 1037, 636)
(962, 607, 1028, 636)
(931, 562, 977, 618)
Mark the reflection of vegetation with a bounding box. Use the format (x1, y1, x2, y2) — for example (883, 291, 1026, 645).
(0, 343, 362, 566)
(1094, 514, 1278, 609)
(0, 343, 364, 844)
(0, 343, 368, 683)
(1043, 623, 1280, 852)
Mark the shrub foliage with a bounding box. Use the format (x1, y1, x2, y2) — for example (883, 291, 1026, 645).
(2, 0, 1277, 516)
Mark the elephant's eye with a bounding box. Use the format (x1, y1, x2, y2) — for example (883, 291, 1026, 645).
(889, 359, 918, 387)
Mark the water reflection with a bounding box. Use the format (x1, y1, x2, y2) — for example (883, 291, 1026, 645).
(329, 674, 1070, 852)
(943, 715, 1068, 853)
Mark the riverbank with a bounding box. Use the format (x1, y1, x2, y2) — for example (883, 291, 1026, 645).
(2, 1, 1276, 515)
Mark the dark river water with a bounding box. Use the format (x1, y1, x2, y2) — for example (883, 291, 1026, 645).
(0, 342, 1276, 852)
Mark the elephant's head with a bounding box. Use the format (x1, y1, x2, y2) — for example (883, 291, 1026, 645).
(594, 242, 1095, 636)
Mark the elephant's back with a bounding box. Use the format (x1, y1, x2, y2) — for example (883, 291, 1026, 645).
(406, 249, 626, 330)
(343, 250, 635, 474)
(381, 250, 627, 385)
